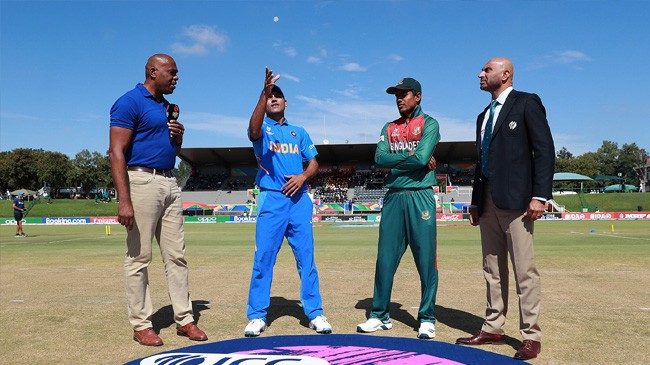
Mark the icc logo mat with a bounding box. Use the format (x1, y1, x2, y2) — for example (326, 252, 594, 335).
(125, 334, 529, 364)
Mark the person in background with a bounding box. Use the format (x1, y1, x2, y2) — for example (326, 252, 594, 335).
(12, 192, 26, 237)
(109, 53, 207, 347)
(456, 57, 555, 361)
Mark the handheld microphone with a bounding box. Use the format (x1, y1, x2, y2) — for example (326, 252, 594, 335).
(166, 104, 180, 142)
(166, 104, 180, 120)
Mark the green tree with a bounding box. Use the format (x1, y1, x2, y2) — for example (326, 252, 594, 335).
(4, 149, 40, 190)
(36, 151, 72, 198)
(69, 149, 110, 196)
(0, 151, 11, 192)
(595, 140, 620, 176)
(618, 143, 648, 188)
(96, 151, 113, 190)
(570, 152, 602, 178)
(555, 147, 574, 173)
(174, 159, 192, 188)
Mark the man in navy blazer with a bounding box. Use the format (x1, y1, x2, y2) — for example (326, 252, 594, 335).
(456, 58, 555, 361)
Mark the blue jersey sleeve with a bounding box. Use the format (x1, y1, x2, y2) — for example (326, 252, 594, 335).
(300, 127, 318, 162)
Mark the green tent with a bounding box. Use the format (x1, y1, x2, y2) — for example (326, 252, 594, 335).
(604, 184, 638, 192)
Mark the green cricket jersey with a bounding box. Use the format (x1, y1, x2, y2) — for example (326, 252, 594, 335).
(375, 105, 441, 189)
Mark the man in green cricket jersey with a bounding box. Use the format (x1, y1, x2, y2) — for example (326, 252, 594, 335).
(357, 77, 440, 339)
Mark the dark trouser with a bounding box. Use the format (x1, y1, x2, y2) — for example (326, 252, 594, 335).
(370, 188, 438, 323)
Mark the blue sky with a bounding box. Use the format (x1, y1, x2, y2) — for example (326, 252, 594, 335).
(1, 0, 649, 159)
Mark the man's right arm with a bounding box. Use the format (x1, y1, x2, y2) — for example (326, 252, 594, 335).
(249, 91, 267, 142)
(109, 126, 134, 230)
(249, 67, 279, 141)
(374, 123, 409, 168)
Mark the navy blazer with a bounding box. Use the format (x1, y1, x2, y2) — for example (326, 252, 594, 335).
(471, 90, 555, 214)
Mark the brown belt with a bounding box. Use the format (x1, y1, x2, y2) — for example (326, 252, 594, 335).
(127, 166, 174, 178)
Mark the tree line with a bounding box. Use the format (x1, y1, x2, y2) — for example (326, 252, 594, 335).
(555, 141, 648, 189)
(0, 140, 647, 198)
(0, 149, 190, 198)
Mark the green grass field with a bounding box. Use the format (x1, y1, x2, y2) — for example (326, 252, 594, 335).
(1, 221, 649, 365)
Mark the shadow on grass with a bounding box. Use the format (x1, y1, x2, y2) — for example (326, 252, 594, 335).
(355, 299, 521, 349)
(434, 304, 522, 350)
(266, 296, 310, 329)
(151, 299, 211, 333)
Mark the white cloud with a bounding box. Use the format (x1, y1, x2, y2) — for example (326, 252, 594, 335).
(284, 47, 297, 57)
(172, 25, 228, 55)
(171, 43, 208, 56)
(282, 73, 301, 83)
(340, 62, 367, 72)
(307, 56, 322, 64)
(528, 50, 593, 69)
(335, 88, 361, 99)
(553, 50, 593, 64)
(389, 54, 404, 62)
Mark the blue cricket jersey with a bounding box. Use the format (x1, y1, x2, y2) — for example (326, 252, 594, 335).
(109, 84, 177, 170)
(250, 117, 318, 192)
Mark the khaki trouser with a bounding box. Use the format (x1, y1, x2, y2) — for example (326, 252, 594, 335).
(124, 170, 193, 331)
(479, 187, 541, 341)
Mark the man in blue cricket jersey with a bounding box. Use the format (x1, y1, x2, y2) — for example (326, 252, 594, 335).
(244, 67, 332, 337)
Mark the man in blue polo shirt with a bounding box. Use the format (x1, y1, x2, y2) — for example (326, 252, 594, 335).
(244, 67, 332, 337)
(109, 54, 207, 346)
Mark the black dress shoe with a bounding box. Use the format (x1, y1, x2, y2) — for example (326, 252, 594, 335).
(514, 339, 541, 360)
(456, 330, 506, 345)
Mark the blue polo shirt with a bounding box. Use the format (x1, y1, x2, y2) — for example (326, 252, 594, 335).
(250, 117, 318, 192)
(13, 197, 25, 214)
(110, 84, 176, 170)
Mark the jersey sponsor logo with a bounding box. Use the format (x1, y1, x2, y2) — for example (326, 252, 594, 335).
(265, 126, 274, 135)
(390, 140, 420, 152)
(291, 131, 297, 138)
(269, 142, 300, 154)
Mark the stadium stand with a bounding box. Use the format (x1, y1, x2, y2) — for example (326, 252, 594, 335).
(179, 142, 477, 210)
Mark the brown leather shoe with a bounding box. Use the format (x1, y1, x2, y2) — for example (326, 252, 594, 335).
(177, 322, 208, 341)
(456, 330, 506, 345)
(133, 328, 163, 346)
(514, 339, 541, 360)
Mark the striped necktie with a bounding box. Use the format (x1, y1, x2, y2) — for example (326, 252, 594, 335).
(481, 100, 498, 178)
